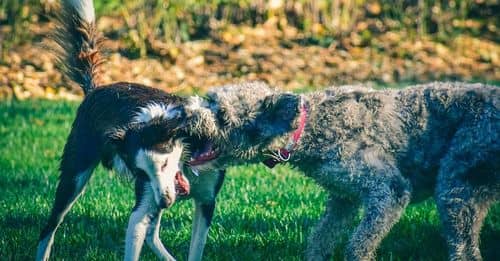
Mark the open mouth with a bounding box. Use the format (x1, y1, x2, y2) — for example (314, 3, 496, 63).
(188, 140, 220, 166)
(175, 171, 190, 196)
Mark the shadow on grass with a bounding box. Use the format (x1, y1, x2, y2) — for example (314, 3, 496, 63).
(0, 212, 123, 260)
(1, 195, 499, 260)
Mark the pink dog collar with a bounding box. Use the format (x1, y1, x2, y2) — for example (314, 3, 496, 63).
(263, 97, 308, 168)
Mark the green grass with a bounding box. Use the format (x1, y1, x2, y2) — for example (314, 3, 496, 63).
(0, 100, 498, 260)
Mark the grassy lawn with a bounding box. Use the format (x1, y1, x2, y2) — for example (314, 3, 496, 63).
(0, 100, 498, 260)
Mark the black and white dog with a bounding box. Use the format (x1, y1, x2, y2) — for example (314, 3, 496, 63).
(36, 0, 193, 260)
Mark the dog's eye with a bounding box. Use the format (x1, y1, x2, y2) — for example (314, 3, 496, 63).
(161, 160, 168, 171)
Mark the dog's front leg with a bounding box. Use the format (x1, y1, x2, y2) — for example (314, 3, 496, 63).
(306, 195, 358, 260)
(188, 170, 226, 261)
(188, 200, 215, 261)
(145, 208, 176, 260)
(125, 178, 175, 261)
(345, 172, 411, 261)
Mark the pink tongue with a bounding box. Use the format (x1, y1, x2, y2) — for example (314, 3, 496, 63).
(175, 171, 190, 196)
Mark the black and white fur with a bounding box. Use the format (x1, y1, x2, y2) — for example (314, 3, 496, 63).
(36, 1, 191, 260)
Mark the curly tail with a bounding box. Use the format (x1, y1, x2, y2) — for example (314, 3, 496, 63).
(52, 0, 104, 95)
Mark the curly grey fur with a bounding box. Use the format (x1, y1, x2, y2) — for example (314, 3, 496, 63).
(185, 81, 499, 260)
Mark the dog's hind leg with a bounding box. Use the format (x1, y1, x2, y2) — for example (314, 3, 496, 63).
(126, 176, 175, 261)
(306, 195, 358, 261)
(436, 162, 498, 261)
(188, 170, 226, 261)
(436, 118, 499, 261)
(36, 167, 95, 261)
(345, 171, 411, 261)
(36, 132, 99, 261)
(436, 182, 495, 261)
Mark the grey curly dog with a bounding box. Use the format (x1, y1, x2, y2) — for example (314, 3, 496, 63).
(181, 81, 498, 260)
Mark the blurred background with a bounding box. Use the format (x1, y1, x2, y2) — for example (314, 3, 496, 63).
(0, 0, 499, 99)
(0, 2, 499, 260)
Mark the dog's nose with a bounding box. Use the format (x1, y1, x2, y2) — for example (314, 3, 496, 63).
(158, 194, 174, 209)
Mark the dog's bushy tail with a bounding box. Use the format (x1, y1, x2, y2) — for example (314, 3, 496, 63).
(52, 0, 104, 95)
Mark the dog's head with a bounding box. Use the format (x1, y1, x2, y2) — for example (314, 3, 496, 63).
(183, 82, 301, 171)
(109, 103, 190, 208)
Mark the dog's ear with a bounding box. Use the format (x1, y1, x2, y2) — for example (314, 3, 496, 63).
(252, 93, 301, 138)
(140, 105, 187, 141)
(184, 96, 220, 138)
(167, 107, 187, 131)
(165, 104, 186, 124)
